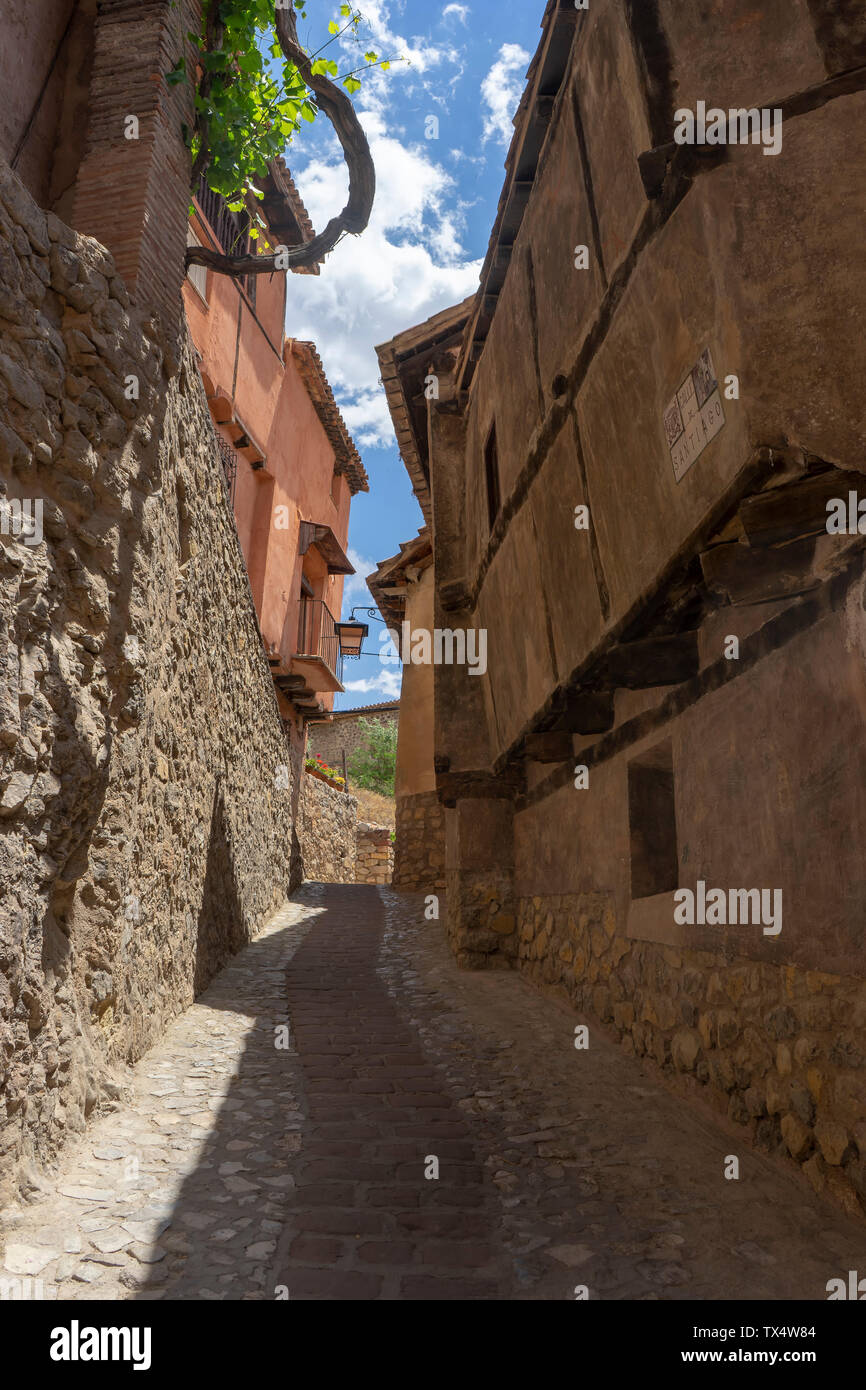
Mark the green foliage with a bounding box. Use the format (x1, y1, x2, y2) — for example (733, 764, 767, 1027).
(170, 1, 396, 212)
(348, 719, 397, 796)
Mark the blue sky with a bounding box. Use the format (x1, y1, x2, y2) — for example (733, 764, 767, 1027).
(283, 0, 543, 707)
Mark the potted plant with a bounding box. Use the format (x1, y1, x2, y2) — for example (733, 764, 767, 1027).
(305, 755, 345, 790)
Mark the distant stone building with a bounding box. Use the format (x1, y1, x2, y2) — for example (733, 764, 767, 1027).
(307, 699, 399, 773)
(378, 0, 866, 1217)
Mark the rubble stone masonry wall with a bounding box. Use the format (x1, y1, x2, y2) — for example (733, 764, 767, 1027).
(297, 774, 357, 884)
(0, 160, 297, 1206)
(393, 790, 445, 892)
(516, 891, 866, 1220)
(355, 823, 393, 886)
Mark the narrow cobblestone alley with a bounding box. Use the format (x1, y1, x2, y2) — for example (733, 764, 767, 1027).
(2, 885, 864, 1302)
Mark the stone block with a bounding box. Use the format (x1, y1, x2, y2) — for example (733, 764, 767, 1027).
(671, 1030, 702, 1074)
(781, 1113, 812, 1161)
(814, 1118, 850, 1167)
(765, 1072, 789, 1116)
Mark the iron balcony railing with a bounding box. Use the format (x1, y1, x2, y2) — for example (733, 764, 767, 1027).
(195, 175, 257, 307)
(213, 430, 239, 505)
(298, 597, 340, 678)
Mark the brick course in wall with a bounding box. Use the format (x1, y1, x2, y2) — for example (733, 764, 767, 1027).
(69, 0, 199, 341)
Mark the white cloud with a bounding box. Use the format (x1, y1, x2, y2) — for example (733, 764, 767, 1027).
(443, 3, 470, 24)
(343, 668, 403, 700)
(286, 107, 482, 451)
(332, 0, 456, 77)
(480, 42, 529, 147)
(449, 147, 485, 168)
(340, 389, 396, 450)
(341, 548, 379, 614)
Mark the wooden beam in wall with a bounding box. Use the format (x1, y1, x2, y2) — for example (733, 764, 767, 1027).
(604, 632, 699, 689)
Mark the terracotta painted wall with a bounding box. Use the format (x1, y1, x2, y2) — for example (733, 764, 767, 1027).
(182, 214, 352, 714)
(185, 206, 287, 441)
(264, 355, 350, 684)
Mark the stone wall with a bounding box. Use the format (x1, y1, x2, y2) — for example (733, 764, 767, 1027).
(516, 891, 866, 1220)
(296, 775, 395, 886)
(444, 798, 517, 972)
(0, 160, 297, 1206)
(355, 824, 393, 886)
(402, 0, 866, 1223)
(308, 705, 398, 777)
(297, 773, 357, 884)
(393, 790, 445, 892)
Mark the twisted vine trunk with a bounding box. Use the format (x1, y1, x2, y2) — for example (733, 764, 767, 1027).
(185, 4, 375, 277)
(189, 2, 226, 190)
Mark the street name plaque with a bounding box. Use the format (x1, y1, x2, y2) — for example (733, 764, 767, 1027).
(663, 347, 726, 483)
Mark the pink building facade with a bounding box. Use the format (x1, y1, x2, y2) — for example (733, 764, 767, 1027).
(183, 170, 368, 751)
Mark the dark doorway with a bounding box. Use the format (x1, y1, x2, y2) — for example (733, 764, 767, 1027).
(628, 740, 678, 899)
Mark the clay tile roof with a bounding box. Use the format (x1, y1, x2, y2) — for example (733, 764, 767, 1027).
(257, 158, 321, 276)
(331, 699, 400, 717)
(375, 297, 475, 522)
(306, 698, 400, 727)
(366, 527, 433, 637)
(288, 340, 369, 494)
(273, 157, 315, 240)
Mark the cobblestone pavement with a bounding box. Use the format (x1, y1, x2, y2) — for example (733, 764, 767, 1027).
(0, 899, 317, 1302)
(2, 884, 864, 1301)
